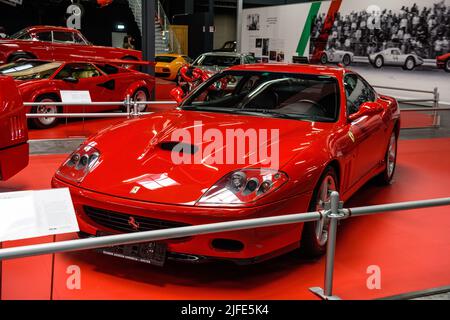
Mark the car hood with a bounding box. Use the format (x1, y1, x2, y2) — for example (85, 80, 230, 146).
(75, 109, 330, 205)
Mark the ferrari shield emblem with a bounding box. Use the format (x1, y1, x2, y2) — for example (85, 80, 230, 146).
(348, 131, 355, 143)
(130, 186, 140, 194)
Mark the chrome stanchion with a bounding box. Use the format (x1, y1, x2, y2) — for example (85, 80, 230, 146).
(310, 191, 347, 300)
(433, 87, 440, 128)
(125, 95, 131, 118)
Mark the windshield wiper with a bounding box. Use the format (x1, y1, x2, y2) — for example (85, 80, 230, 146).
(182, 106, 240, 114)
(237, 109, 299, 119)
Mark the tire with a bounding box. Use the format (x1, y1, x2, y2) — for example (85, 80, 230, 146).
(8, 53, 34, 62)
(342, 54, 351, 66)
(320, 53, 328, 65)
(30, 95, 60, 129)
(444, 59, 450, 73)
(376, 131, 398, 185)
(301, 166, 339, 257)
(132, 88, 149, 112)
(374, 55, 383, 68)
(404, 57, 415, 71)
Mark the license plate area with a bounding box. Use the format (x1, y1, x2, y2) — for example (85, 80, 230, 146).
(96, 232, 167, 267)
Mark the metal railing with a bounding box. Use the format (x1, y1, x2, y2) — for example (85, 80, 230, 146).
(0, 192, 449, 300)
(24, 97, 177, 119)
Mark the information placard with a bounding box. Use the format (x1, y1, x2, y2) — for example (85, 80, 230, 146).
(60, 90, 92, 104)
(0, 188, 79, 242)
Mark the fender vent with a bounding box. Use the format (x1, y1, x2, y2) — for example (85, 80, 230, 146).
(159, 141, 199, 154)
(9, 115, 25, 141)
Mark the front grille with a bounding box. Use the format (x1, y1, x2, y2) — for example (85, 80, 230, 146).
(83, 206, 189, 233)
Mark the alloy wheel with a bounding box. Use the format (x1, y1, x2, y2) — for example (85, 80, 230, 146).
(314, 175, 337, 246)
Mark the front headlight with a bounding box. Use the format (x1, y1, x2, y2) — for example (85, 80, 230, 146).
(56, 143, 100, 183)
(197, 169, 288, 206)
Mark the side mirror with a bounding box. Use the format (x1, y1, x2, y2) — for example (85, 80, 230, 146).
(170, 87, 184, 103)
(348, 102, 383, 122)
(62, 77, 79, 84)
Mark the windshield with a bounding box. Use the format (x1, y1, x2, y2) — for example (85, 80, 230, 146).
(181, 71, 340, 122)
(10, 28, 30, 40)
(155, 56, 177, 63)
(0, 61, 62, 80)
(193, 55, 241, 67)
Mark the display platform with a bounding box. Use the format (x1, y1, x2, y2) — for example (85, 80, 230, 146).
(0, 138, 449, 300)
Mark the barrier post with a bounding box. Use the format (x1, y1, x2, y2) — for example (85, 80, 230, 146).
(433, 87, 440, 128)
(125, 95, 131, 117)
(310, 191, 347, 300)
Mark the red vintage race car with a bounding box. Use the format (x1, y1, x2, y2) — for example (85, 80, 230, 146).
(0, 76, 29, 180)
(436, 53, 450, 72)
(52, 64, 400, 265)
(0, 26, 142, 64)
(0, 60, 155, 128)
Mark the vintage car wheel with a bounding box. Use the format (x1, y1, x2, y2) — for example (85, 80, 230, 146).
(31, 96, 59, 129)
(320, 53, 328, 64)
(404, 57, 416, 71)
(133, 88, 149, 112)
(444, 59, 450, 73)
(374, 55, 383, 68)
(377, 131, 398, 185)
(342, 54, 351, 66)
(9, 53, 34, 62)
(301, 166, 339, 257)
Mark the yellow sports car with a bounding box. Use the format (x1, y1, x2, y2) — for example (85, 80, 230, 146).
(155, 54, 192, 81)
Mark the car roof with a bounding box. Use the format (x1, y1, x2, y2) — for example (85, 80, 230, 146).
(26, 26, 79, 33)
(200, 52, 246, 57)
(227, 63, 346, 78)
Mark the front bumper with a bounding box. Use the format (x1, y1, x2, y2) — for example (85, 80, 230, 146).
(52, 176, 312, 263)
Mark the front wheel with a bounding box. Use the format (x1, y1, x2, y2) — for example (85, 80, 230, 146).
(320, 53, 328, 64)
(301, 166, 339, 257)
(403, 57, 416, 71)
(30, 96, 59, 129)
(444, 59, 450, 73)
(374, 55, 383, 68)
(342, 54, 351, 66)
(133, 88, 149, 112)
(376, 131, 398, 185)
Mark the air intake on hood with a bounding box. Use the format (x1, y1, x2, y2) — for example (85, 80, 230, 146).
(159, 141, 199, 154)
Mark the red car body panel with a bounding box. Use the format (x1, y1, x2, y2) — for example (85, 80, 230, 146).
(0, 76, 29, 180)
(11, 60, 155, 114)
(52, 64, 400, 263)
(436, 53, 450, 69)
(0, 26, 141, 64)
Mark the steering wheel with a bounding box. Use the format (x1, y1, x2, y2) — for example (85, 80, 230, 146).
(297, 99, 327, 116)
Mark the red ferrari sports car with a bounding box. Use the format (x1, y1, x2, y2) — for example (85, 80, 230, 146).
(0, 76, 29, 180)
(436, 53, 450, 72)
(52, 64, 400, 265)
(0, 60, 155, 128)
(0, 26, 142, 64)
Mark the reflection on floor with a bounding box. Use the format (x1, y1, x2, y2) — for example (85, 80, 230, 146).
(0, 138, 449, 300)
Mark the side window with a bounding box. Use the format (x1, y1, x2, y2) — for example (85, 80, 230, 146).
(73, 33, 87, 44)
(53, 32, 75, 43)
(35, 32, 52, 42)
(344, 74, 375, 115)
(55, 64, 101, 80)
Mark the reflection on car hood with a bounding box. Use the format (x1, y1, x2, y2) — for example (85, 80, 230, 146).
(78, 109, 330, 205)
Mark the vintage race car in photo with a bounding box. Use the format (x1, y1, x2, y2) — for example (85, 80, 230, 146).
(0, 60, 155, 128)
(318, 49, 354, 66)
(369, 48, 424, 70)
(0, 76, 29, 180)
(0, 26, 142, 64)
(155, 53, 192, 81)
(436, 53, 450, 72)
(52, 64, 400, 266)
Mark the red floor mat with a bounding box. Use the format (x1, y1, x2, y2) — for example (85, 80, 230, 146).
(0, 138, 449, 300)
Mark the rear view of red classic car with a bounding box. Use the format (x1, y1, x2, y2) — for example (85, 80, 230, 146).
(0, 60, 155, 128)
(436, 53, 450, 72)
(0, 26, 142, 64)
(0, 76, 29, 180)
(52, 64, 400, 266)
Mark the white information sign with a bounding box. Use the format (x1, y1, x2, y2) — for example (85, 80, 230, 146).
(60, 90, 92, 104)
(0, 188, 79, 242)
